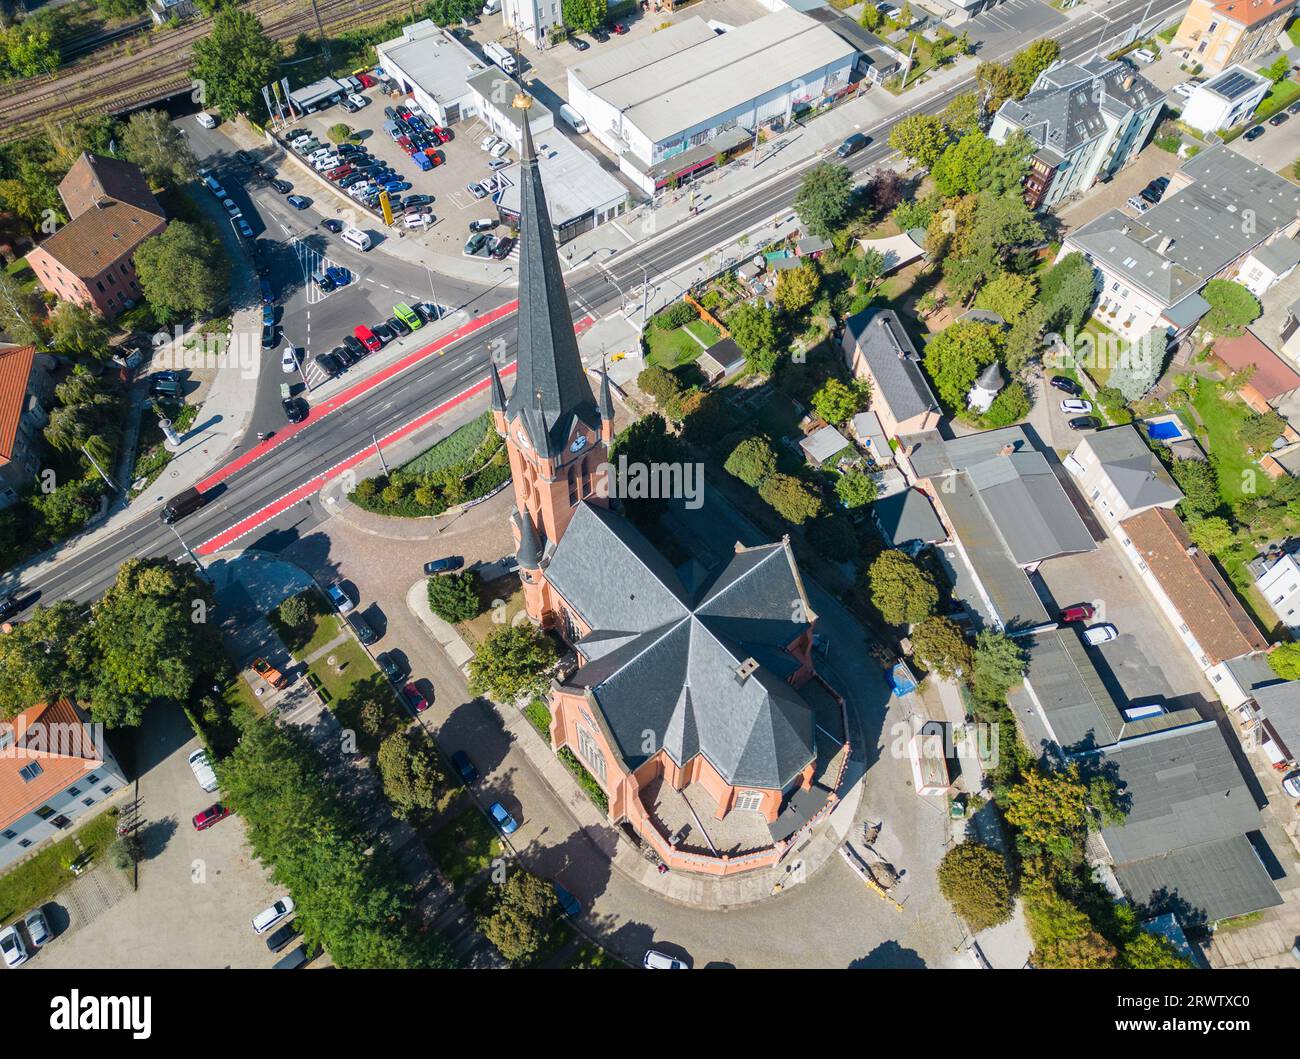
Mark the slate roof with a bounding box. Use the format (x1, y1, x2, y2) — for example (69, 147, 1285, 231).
(546, 503, 817, 790)
(504, 103, 601, 459)
(1080, 720, 1282, 921)
(1121, 507, 1269, 664)
(997, 57, 1162, 156)
(1082, 424, 1183, 511)
(871, 488, 946, 547)
(843, 307, 937, 423)
(1253, 680, 1300, 758)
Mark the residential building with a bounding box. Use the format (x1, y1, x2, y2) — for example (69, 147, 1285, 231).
(504, 0, 562, 49)
(989, 57, 1163, 210)
(567, 10, 857, 195)
(1250, 546, 1300, 635)
(1215, 648, 1285, 710)
(1181, 64, 1271, 133)
(900, 426, 1096, 629)
(1073, 720, 1283, 924)
(26, 153, 166, 320)
(486, 92, 846, 876)
(1236, 236, 1300, 299)
(1063, 147, 1300, 344)
(0, 700, 126, 872)
(841, 307, 940, 440)
(1064, 424, 1183, 525)
(1118, 506, 1269, 673)
(1211, 331, 1300, 421)
(0, 344, 56, 509)
(1235, 678, 1300, 764)
(1171, 0, 1298, 75)
(871, 488, 946, 553)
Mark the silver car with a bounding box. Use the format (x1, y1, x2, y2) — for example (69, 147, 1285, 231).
(24, 908, 50, 947)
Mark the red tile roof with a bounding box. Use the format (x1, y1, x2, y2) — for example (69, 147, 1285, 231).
(1203, 0, 1295, 28)
(1121, 507, 1269, 664)
(1214, 332, 1300, 400)
(58, 153, 161, 219)
(33, 200, 164, 280)
(0, 700, 106, 833)
(0, 344, 37, 468)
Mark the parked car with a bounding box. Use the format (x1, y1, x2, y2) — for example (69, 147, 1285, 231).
(281, 394, 307, 424)
(403, 193, 435, 209)
(354, 324, 382, 352)
(1067, 415, 1100, 431)
(252, 897, 295, 935)
(1125, 195, 1149, 214)
(1171, 81, 1196, 99)
(326, 581, 354, 614)
(464, 232, 492, 256)
(592, 25, 609, 41)
(1283, 771, 1300, 798)
(467, 182, 488, 199)
(314, 352, 342, 377)
(0, 594, 19, 621)
(1049, 375, 1081, 395)
(432, 126, 452, 143)
(23, 908, 50, 947)
(342, 334, 367, 359)
(192, 803, 231, 831)
(1059, 603, 1095, 623)
(568, 35, 589, 51)
(479, 134, 500, 152)
(424, 556, 463, 574)
(488, 801, 519, 835)
(386, 315, 411, 337)
(451, 749, 478, 785)
(836, 132, 870, 158)
(489, 235, 515, 259)
(0, 925, 29, 968)
(286, 194, 311, 209)
(348, 92, 369, 108)
(341, 97, 361, 113)
(1245, 125, 1266, 141)
(487, 157, 511, 171)
(264, 920, 301, 953)
(372, 321, 395, 343)
(643, 950, 687, 969)
(553, 883, 581, 917)
(1060, 398, 1092, 414)
(332, 343, 356, 367)
(611, 20, 627, 32)
(1270, 111, 1290, 127)
(188, 748, 218, 793)
(261, 323, 277, 349)
(269, 178, 292, 194)
(326, 265, 350, 287)
(469, 217, 498, 233)
(1131, 48, 1156, 63)
(281, 347, 299, 374)
(402, 682, 430, 713)
(348, 613, 377, 645)
(490, 140, 511, 159)
(1082, 623, 1119, 646)
(404, 212, 434, 230)
(377, 651, 404, 682)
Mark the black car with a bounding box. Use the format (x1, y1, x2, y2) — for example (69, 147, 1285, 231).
(414, 303, 442, 324)
(264, 920, 301, 953)
(450, 750, 478, 785)
(348, 613, 377, 645)
(1150, 175, 1169, 192)
(1139, 186, 1161, 205)
(568, 35, 589, 50)
(490, 235, 515, 260)
(1067, 416, 1100, 431)
(282, 395, 307, 423)
(592, 25, 609, 41)
(1245, 125, 1266, 141)
(1049, 375, 1081, 395)
(339, 174, 365, 189)
(269, 178, 292, 194)
(342, 334, 366, 359)
(235, 150, 254, 165)
(261, 323, 277, 349)
(1288, 100, 1300, 116)
(1270, 111, 1290, 127)
(330, 344, 355, 367)
(386, 315, 411, 336)
(322, 218, 344, 233)
(377, 651, 404, 682)
(423, 556, 463, 575)
(372, 321, 395, 342)
(837, 132, 870, 158)
(314, 352, 342, 376)
(0, 593, 19, 621)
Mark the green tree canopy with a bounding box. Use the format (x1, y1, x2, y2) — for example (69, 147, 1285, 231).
(941, 91, 983, 136)
(133, 220, 229, 322)
(48, 301, 111, 357)
(637, 364, 683, 405)
(937, 842, 1015, 932)
(867, 549, 939, 626)
(972, 629, 1028, 705)
(120, 108, 198, 189)
(975, 271, 1037, 324)
(793, 162, 854, 238)
(1008, 38, 1060, 95)
(811, 376, 868, 425)
(188, 8, 281, 117)
(807, 515, 857, 562)
(467, 624, 558, 703)
(1201, 279, 1261, 337)
(608, 412, 686, 523)
(923, 320, 1005, 410)
(835, 468, 877, 509)
(910, 615, 971, 680)
(1169, 457, 1221, 520)
(377, 730, 454, 819)
(758, 472, 822, 525)
(774, 261, 821, 314)
(1269, 642, 1300, 680)
(724, 435, 777, 487)
(888, 113, 949, 169)
(561, 0, 607, 33)
(0, 267, 46, 346)
(726, 301, 779, 375)
(476, 869, 558, 963)
(1038, 251, 1098, 336)
(427, 570, 481, 623)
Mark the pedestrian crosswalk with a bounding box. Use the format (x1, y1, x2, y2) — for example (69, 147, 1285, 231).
(294, 238, 350, 305)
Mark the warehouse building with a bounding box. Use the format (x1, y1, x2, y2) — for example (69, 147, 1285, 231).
(567, 8, 858, 195)
(376, 19, 482, 126)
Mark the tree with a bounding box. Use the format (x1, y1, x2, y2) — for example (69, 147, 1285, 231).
(426, 570, 480, 623)
(774, 261, 820, 314)
(1024, 881, 1118, 969)
(853, 247, 886, 290)
(758, 473, 822, 525)
(0, 268, 46, 346)
(941, 92, 983, 136)
(476, 870, 557, 963)
(931, 132, 996, 197)
(278, 593, 311, 630)
(468, 624, 558, 703)
(726, 301, 779, 374)
(923, 320, 1004, 410)
(937, 843, 1015, 932)
(1005, 303, 1047, 374)
(1269, 642, 1300, 680)
(972, 629, 1027, 705)
(1170, 457, 1221, 520)
(1201, 279, 1261, 337)
(1265, 54, 1291, 84)
(120, 109, 198, 189)
(0, 601, 94, 719)
(835, 469, 877, 509)
(48, 301, 110, 357)
(561, 0, 606, 33)
(1004, 761, 1123, 861)
(1107, 329, 1166, 401)
(377, 731, 453, 819)
(1039, 252, 1098, 335)
(1008, 39, 1060, 96)
(811, 377, 867, 424)
(863, 168, 905, 216)
(888, 113, 948, 169)
(636, 365, 683, 405)
(133, 220, 229, 321)
(724, 435, 776, 487)
(97, 0, 146, 16)
(858, 2, 882, 30)
(975, 272, 1037, 323)
(43, 366, 122, 467)
(0, 21, 59, 79)
(970, 189, 1043, 260)
(807, 515, 857, 562)
(1240, 409, 1287, 453)
(188, 8, 281, 117)
(608, 412, 685, 523)
(793, 162, 854, 238)
(1121, 932, 1194, 969)
(910, 615, 971, 680)
(327, 123, 353, 144)
(427, 0, 481, 24)
(975, 61, 1017, 112)
(867, 549, 938, 626)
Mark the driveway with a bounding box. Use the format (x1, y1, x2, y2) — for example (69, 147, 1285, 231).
(35, 703, 283, 969)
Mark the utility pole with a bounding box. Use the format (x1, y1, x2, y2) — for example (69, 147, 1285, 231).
(81, 443, 117, 493)
(638, 262, 650, 331)
(169, 524, 206, 575)
(372, 433, 389, 475)
(309, 0, 331, 63)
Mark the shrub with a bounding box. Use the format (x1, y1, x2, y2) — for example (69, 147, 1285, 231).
(652, 301, 696, 330)
(426, 571, 481, 623)
(866, 549, 938, 625)
(937, 843, 1015, 932)
(559, 746, 609, 813)
(835, 469, 877, 508)
(637, 365, 683, 404)
(724, 435, 777, 486)
(759, 473, 822, 525)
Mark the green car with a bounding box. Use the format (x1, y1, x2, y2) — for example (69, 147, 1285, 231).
(392, 302, 421, 331)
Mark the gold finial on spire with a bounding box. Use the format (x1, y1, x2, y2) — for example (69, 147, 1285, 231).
(512, 90, 533, 111)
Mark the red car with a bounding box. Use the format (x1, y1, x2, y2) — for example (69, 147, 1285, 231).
(612, 21, 627, 33)
(425, 149, 444, 166)
(403, 682, 429, 713)
(193, 803, 231, 831)
(358, 72, 377, 88)
(1059, 603, 1096, 623)
(354, 324, 382, 352)
(326, 164, 353, 181)
(432, 126, 452, 143)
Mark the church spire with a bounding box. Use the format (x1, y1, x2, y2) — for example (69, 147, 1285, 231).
(505, 89, 598, 459)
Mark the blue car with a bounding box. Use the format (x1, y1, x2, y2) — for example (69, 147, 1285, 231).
(553, 883, 580, 918)
(259, 277, 274, 303)
(286, 194, 310, 209)
(262, 304, 275, 327)
(488, 801, 518, 835)
(383, 181, 411, 193)
(325, 266, 350, 287)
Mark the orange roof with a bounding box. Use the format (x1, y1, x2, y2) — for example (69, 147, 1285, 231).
(1120, 508, 1269, 664)
(0, 700, 105, 833)
(1214, 332, 1300, 401)
(33, 200, 164, 280)
(0, 344, 37, 468)
(1201, 0, 1294, 28)
(58, 152, 161, 219)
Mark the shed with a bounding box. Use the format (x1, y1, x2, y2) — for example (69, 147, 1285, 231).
(697, 337, 746, 384)
(799, 424, 852, 466)
(850, 410, 892, 466)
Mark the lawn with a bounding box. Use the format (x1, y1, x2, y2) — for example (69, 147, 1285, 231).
(1252, 77, 1300, 124)
(426, 808, 502, 889)
(1190, 380, 1271, 503)
(223, 675, 265, 720)
(646, 325, 710, 369)
(267, 591, 340, 657)
(0, 807, 119, 923)
(308, 636, 376, 703)
(1291, 17, 1300, 49)
(1079, 316, 1117, 386)
(458, 577, 525, 648)
(402, 413, 492, 476)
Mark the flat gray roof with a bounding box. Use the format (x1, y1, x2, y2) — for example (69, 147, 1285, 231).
(495, 132, 627, 227)
(377, 22, 479, 104)
(1115, 834, 1282, 923)
(1023, 628, 1124, 750)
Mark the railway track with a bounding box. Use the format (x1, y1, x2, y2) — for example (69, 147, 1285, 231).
(0, 0, 409, 142)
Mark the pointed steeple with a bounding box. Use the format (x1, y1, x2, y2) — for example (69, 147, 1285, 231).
(597, 361, 614, 422)
(514, 506, 543, 569)
(489, 359, 507, 413)
(506, 90, 598, 459)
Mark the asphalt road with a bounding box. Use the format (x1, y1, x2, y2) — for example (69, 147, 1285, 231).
(5, 0, 1186, 613)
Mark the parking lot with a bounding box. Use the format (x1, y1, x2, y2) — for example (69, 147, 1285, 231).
(280, 101, 521, 261)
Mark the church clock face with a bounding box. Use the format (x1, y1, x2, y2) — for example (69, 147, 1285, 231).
(515, 429, 531, 450)
(570, 434, 588, 454)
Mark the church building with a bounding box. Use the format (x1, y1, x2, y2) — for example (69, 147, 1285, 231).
(491, 92, 837, 874)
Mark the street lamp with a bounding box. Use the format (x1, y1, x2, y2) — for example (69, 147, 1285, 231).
(169, 524, 206, 576)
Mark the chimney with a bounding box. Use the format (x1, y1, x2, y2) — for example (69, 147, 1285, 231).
(999, 443, 1015, 456)
(1157, 236, 1174, 254)
(734, 658, 759, 685)
(1186, 545, 1198, 558)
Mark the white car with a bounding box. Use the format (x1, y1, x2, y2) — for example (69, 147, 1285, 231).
(347, 92, 369, 108)
(1132, 47, 1156, 64)
(403, 212, 434, 230)
(313, 155, 341, 171)
(1283, 771, 1300, 798)
(1082, 623, 1119, 646)
(188, 747, 218, 793)
(490, 140, 511, 159)
(1060, 398, 1093, 414)
(1125, 195, 1150, 214)
(196, 112, 217, 129)
(480, 134, 500, 152)
(348, 182, 376, 199)
(252, 896, 295, 935)
(24, 908, 50, 947)
(221, 198, 241, 217)
(643, 949, 688, 969)
(1172, 81, 1196, 100)
(281, 347, 299, 374)
(0, 925, 28, 968)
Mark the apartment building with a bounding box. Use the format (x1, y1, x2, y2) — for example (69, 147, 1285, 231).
(1171, 0, 1297, 75)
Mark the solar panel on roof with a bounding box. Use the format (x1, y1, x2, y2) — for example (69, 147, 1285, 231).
(1209, 69, 1261, 101)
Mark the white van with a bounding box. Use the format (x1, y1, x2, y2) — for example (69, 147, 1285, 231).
(188, 748, 218, 793)
(341, 227, 372, 251)
(196, 112, 217, 129)
(1132, 48, 1156, 64)
(558, 103, 588, 134)
(481, 0, 501, 13)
